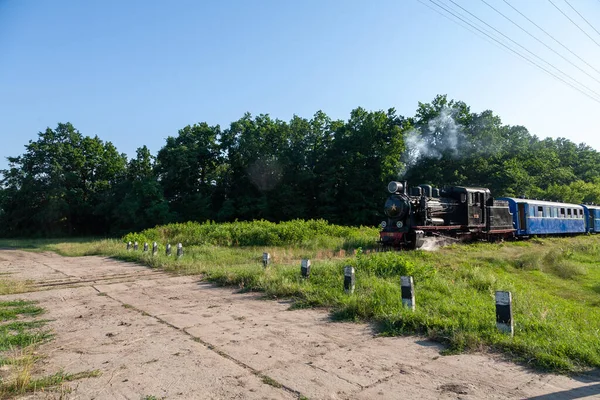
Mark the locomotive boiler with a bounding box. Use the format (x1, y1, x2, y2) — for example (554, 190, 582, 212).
(380, 181, 514, 249)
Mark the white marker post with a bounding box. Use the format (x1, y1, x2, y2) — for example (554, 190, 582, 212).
(143, 243, 149, 252)
(127, 241, 132, 251)
(152, 242, 158, 256)
(400, 276, 415, 311)
(166, 243, 172, 256)
(177, 243, 183, 258)
(495, 291, 514, 336)
(301, 259, 311, 278)
(344, 266, 355, 294)
(134, 241, 139, 251)
(262, 252, 270, 267)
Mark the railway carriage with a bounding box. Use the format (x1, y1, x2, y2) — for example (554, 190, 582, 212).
(582, 204, 600, 233)
(498, 198, 586, 236)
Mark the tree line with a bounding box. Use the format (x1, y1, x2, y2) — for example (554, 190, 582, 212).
(2, 94, 600, 237)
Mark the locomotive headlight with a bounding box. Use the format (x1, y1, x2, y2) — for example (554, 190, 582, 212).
(380, 221, 387, 228)
(396, 221, 403, 228)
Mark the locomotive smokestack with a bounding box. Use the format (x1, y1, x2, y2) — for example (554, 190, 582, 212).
(403, 181, 408, 195)
(387, 181, 404, 194)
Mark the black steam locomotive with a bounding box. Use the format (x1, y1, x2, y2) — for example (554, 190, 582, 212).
(379, 181, 514, 249)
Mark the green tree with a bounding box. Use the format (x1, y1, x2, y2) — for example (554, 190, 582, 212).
(0, 123, 127, 236)
(319, 108, 407, 225)
(110, 146, 171, 233)
(155, 123, 222, 222)
(218, 114, 291, 221)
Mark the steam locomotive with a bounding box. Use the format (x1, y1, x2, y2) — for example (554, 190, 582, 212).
(379, 181, 515, 249)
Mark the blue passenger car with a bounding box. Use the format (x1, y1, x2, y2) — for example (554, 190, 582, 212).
(499, 198, 586, 236)
(581, 205, 600, 233)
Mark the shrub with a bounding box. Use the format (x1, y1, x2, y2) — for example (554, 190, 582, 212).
(122, 219, 379, 248)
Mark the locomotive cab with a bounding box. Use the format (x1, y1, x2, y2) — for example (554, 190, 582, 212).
(440, 187, 491, 227)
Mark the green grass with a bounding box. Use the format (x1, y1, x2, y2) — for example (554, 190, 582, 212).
(0, 368, 102, 398)
(121, 219, 379, 249)
(0, 321, 52, 351)
(0, 298, 98, 397)
(0, 300, 44, 321)
(2, 223, 600, 373)
(0, 300, 50, 353)
(261, 375, 283, 388)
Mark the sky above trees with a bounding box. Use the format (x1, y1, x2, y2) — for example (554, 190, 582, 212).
(1, 0, 599, 169)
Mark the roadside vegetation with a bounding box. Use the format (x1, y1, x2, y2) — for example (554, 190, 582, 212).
(1, 221, 600, 374)
(0, 297, 101, 398)
(0, 284, 101, 397)
(0, 280, 31, 296)
(0, 299, 51, 398)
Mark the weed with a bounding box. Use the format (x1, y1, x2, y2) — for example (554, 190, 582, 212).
(0, 300, 44, 321)
(0, 298, 100, 398)
(261, 375, 283, 388)
(1, 368, 101, 398)
(513, 253, 542, 271)
(0, 279, 31, 295)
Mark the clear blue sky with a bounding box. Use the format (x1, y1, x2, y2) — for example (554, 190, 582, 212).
(1, 0, 599, 169)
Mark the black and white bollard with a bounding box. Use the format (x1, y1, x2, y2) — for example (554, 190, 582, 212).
(400, 276, 415, 311)
(166, 243, 172, 256)
(152, 242, 158, 256)
(262, 252, 270, 267)
(301, 259, 311, 278)
(344, 266, 355, 294)
(134, 241, 139, 251)
(495, 291, 514, 336)
(143, 243, 149, 252)
(127, 241, 132, 251)
(177, 243, 183, 258)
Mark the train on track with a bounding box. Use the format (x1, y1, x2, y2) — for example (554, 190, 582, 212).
(379, 181, 600, 249)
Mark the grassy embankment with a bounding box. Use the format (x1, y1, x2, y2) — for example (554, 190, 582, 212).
(1, 219, 600, 374)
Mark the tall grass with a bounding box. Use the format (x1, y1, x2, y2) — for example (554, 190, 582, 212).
(0, 280, 31, 295)
(122, 219, 379, 249)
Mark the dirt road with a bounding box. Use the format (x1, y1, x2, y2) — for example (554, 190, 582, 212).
(1, 250, 599, 399)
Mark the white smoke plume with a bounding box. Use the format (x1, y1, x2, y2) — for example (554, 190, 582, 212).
(419, 235, 458, 251)
(399, 107, 464, 178)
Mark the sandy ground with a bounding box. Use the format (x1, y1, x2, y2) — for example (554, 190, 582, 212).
(1, 250, 599, 400)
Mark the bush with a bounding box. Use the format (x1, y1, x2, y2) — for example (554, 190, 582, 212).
(122, 219, 379, 248)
